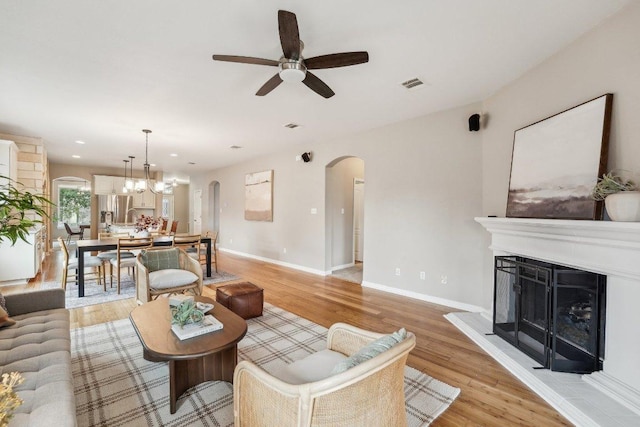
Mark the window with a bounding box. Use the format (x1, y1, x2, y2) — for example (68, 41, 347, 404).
(57, 180, 91, 226)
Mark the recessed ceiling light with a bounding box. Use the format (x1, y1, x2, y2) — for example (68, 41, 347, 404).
(170, 153, 178, 157)
(72, 155, 81, 159)
(75, 140, 86, 145)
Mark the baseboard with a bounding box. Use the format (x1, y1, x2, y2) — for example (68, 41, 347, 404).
(361, 280, 484, 312)
(219, 248, 484, 312)
(219, 247, 329, 276)
(331, 262, 355, 272)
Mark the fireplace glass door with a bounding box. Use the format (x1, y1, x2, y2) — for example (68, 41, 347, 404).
(493, 256, 605, 373)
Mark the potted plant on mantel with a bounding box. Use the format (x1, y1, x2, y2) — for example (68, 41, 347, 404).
(0, 175, 51, 245)
(591, 171, 640, 221)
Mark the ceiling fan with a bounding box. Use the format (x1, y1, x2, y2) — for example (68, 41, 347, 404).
(212, 10, 369, 99)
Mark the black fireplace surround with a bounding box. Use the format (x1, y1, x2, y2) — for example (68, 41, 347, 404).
(493, 256, 606, 374)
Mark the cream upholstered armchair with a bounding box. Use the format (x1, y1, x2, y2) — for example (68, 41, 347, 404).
(233, 322, 416, 427)
(135, 247, 203, 304)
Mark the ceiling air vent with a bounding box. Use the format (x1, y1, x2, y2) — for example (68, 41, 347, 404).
(229, 145, 242, 149)
(283, 123, 300, 129)
(401, 78, 424, 89)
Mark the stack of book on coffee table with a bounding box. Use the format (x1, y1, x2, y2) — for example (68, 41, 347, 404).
(171, 314, 224, 340)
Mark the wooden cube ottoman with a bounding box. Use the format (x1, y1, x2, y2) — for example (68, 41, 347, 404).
(215, 282, 264, 319)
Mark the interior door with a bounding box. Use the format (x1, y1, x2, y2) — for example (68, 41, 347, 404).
(353, 179, 365, 262)
(193, 189, 202, 234)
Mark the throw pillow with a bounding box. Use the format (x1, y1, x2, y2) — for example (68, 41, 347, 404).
(330, 328, 407, 375)
(0, 305, 16, 328)
(140, 248, 180, 272)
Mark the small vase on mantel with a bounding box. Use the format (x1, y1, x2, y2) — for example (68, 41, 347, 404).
(605, 191, 640, 221)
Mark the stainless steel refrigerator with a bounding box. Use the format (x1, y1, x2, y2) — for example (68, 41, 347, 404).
(98, 194, 135, 227)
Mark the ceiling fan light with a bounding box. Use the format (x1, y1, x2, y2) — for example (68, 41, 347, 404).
(280, 68, 305, 82)
(279, 60, 306, 83)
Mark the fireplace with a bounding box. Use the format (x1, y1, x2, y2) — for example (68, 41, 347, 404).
(475, 217, 640, 415)
(493, 256, 606, 373)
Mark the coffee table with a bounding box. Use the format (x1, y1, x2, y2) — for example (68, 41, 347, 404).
(129, 296, 248, 414)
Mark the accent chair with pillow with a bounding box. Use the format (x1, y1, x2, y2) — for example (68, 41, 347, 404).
(233, 322, 416, 427)
(135, 247, 203, 304)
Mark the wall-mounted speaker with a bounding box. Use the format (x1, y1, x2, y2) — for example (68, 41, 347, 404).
(301, 152, 312, 163)
(468, 113, 481, 131)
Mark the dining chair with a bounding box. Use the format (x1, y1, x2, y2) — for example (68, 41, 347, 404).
(187, 231, 218, 273)
(109, 237, 153, 294)
(169, 220, 178, 235)
(58, 237, 104, 291)
(64, 222, 84, 244)
(159, 218, 168, 234)
(97, 232, 133, 285)
(174, 234, 202, 261)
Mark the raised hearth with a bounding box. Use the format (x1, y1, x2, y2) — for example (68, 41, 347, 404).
(476, 217, 640, 415)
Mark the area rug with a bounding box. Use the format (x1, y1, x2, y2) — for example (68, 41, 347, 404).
(41, 269, 239, 309)
(71, 303, 460, 426)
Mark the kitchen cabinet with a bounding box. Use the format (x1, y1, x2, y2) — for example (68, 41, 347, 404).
(0, 227, 43, 285)
(94, 175, 126, 195)
(132, 187, 157, 208)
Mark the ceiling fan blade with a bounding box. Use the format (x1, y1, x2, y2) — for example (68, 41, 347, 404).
(305, 52, 369, 69)
(256, 74, 283, 96)
(212, 55, 279, 67)
(302, 72, 335, 98)
(278, 10, 300, 60)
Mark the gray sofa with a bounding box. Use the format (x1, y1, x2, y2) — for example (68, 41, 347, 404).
(0, 289, 76, 427)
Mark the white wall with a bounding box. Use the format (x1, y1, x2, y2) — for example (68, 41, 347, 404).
(479, 1, 640, 309)
(192, 102, 486, 309)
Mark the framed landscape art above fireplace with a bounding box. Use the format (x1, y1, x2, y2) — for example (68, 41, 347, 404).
(506, 93, 613, 220)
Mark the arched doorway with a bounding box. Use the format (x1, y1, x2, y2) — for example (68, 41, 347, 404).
(325, 156, 365, 284)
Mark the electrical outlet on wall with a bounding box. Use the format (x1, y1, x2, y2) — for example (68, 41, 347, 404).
(420, 271, 426, 280)
(283, 248, 287, 254)
(395, 268, 401, 276)
(440, 275, 448, 284)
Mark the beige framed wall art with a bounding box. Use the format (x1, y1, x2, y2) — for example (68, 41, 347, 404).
(245, 170, 273, 221)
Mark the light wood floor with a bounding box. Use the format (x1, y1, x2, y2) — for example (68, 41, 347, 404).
(5, 250, 571, 426)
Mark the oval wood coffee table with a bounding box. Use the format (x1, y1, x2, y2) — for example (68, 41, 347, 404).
(130, 296, 248, 414)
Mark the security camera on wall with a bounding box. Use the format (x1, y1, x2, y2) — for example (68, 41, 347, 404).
(301, 152, 312, 163)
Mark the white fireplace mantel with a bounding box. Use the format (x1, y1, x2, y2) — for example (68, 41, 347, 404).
(476, 216, 640, 415)
(475, 216, 640, 281)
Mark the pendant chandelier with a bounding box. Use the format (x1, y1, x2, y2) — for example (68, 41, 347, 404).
(121, 159, 130, 193)
(139, 129, 165, 194)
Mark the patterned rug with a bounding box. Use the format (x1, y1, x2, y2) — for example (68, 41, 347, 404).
(71, 303, 460, 426)
(41, 269, 239, 309)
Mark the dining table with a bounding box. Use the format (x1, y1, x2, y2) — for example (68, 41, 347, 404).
(74, 234, 213, 297)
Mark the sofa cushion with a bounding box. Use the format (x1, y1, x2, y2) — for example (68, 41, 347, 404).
(272, 349, 347, 385)
(0, 307, 75, 427)
(149, 269, 198, 289)
(331, 328, 407, 374)
(140, 248, 180, 272)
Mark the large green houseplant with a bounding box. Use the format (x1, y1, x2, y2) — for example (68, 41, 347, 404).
(0, 176, 52, 245)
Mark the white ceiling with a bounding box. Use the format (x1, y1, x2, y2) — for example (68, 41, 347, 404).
(0, 0, 632, 182)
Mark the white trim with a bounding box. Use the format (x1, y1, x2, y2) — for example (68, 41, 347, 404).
(361, 280, 484, 313)
(219, 247, 329, 276)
